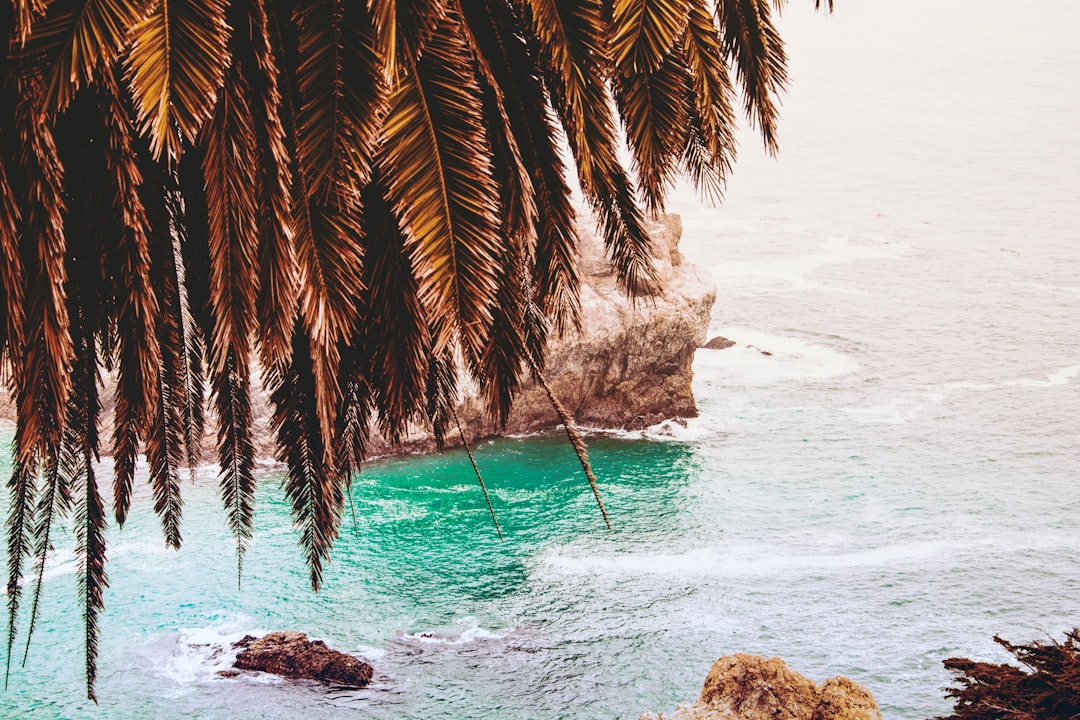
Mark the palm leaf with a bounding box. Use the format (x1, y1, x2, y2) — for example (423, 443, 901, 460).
(530, 362, 611, 529)
(425, 349, 456, 451)
(379, 8, 501, 365)
(4, 459, 36, 690)
(715, 0, 787, 154)
(269, 324, 345, 592)
(610, 0, 688, 74)
(459, 0, 579, 338)
(357, 175, 429, 443)
(95, 67, 160, 527)
(613, 49, 692, 213)
(523, 0, 658, 296)
(0, 137, 25, 368)
(216, 348, 255, 587)
(15, 0, 154, 115)
(123, 0, 230, 161)
(233, 0, 297, 373)
(680, 0, 738, 202)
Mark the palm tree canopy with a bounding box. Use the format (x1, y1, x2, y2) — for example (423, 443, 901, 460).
(0, 0, 829, 700)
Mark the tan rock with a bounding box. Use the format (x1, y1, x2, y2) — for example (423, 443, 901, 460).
(640, 654, 881, 720)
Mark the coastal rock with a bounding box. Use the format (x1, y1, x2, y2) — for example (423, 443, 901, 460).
(640, 654, 881, 720)
(703, 336, 735, 350)
(231, 631, 373, 688)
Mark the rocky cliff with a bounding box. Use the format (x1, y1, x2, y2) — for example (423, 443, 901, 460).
(361, 211, 715, 456)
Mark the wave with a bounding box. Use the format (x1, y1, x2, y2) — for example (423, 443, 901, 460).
(942, 363, 1080, 392)
(539, 541, 953, 580)
(396, 617, 516, 647)
(693, 327, 859, 386)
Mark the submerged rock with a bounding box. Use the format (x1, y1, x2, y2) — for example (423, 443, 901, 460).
(703, 336, 735, 350)
(231, 631, 373, 688)
(640, 654, 881, 720)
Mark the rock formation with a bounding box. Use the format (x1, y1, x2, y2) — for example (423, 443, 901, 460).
(703, 336, 735, 350)
(640, 654, 881, 720)
(230, 631, 373, 688)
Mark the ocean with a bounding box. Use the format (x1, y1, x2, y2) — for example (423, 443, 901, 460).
(3, 1, 1079, 718)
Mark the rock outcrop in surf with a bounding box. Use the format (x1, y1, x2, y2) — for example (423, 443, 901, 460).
(229, 631, 373, 688)
(639, 653, 881, 720)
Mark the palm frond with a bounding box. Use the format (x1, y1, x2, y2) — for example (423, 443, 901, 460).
(453, 409, 501, 541)
(15, 0, 154, 115)
(610, 0, 688, 74)
(333, 340, 370, 481)
(0, 135, 25, 367)
(530, 360, 611, 529)
(680, 0, 738, 202)
(357, 175, 428, 443)
(234, 0, 297, 373)
(12, 0, 45, 43)
(269, 324, 345, 592)
(379, 8, 501, 365)
(613, 48, 692, 213)
(123, 0, 230, 161)
(425, 349, 457, 451)
(5, 460, 35, 690)
(71, 434, 107, 703)
(97, 66, 160, 527)
(523, 0, 658, 295)
(459, 0, 579, 337)
(715, 0, 787, 154)
(216, 348, 255, 587)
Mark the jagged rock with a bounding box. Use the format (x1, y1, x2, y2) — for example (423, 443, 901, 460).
(640, 654, 881, 720)
(703, 336, 735, 350)
(231, 631, 373, 688)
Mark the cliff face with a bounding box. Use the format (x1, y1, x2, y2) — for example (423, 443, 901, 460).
(364, 212, 715, 456)
(482, 213, 715, 435)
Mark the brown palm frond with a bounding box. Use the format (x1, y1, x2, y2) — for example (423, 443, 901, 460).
(476, 232, 528, 428)
(357, 175, 429, 443)
(4, 459, 36, 690)
(96, 66, 160, 527)
(332, 340, 371, 481)
(461, 0, 579, 338)
(216, 348, 255, 587)
(10, 78, 72, 467)
(523, 0, 658, 296)
(613, 49, 692, 213)
(12, 0, 44, 44)
(201, 45, 262, 569)
(0, 136, 25, 368)
(371, 0, 447, 72)
(234, 0, 297, 373)
(715, 0, 787, 154)
(610, 0, 689, 74)
(452, 408, 502, 541)
(379, 8, 501, 366)
(123, 0, 230, 161)
(14, 0, 154, 116)
(425, 349, 457, 451)
(144, 193, 189, 550)
(530, 360, 611, 529)
(680, 0, 738, 202)
(270, 324, 345, 592)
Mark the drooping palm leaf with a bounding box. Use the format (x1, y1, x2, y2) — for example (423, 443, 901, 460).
(460, 0, 579, 338)
(379, 8, 501, 365)
(123, 0, 230, 161)
(523, 0, 658, 296)
(4, 460, 35, 689)
(216, 348, 255, 586)
(233, 0, 297, 373)
(714, 0, 787, 154)
(356, 175, 429, 443)
(680, 0, 738, 201)
(270, 324, 344, 592)
(453, 408, 502, 541)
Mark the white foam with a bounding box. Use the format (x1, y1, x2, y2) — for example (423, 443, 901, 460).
(540, 541, 950, 579)
(399, 617, 514, 646)
(147, 617, 275, 688)
(694, 327, 858, 386)
(942, 364, 1080, 392)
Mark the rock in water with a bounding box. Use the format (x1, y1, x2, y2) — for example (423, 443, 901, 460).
(232, 631, 373, 688)
(703, 336, 735, 350)
(640, 654, 881, 720)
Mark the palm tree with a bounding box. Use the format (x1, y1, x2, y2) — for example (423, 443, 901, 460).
(0, 0, 830, 701)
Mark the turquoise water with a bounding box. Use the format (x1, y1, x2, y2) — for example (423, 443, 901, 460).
(4, 0, 1080, 718)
